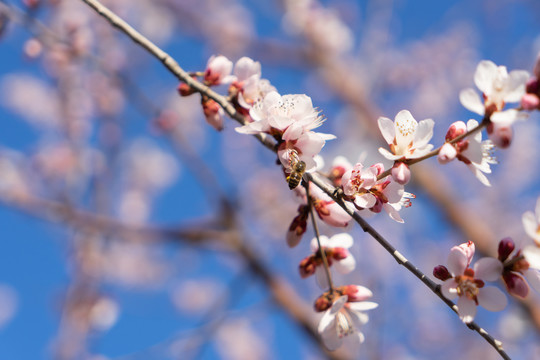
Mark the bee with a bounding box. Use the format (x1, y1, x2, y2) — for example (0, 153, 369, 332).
(286, 150, 306, 190)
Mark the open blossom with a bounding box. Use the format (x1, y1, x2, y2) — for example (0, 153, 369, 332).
(317, 294, 378, 351)
(433, 241, 507, 323)
(460, 60, 528, 147)
(377, 110, 434, 161)
(342, 163, 412, 223)
(236, 91, 335, 171)
(204, 55, 235, 86)
(299, 233, 356, 288)
(460, 60, 529, 117)
(438, 120, 496, 186)
(229, 57, 276, 111)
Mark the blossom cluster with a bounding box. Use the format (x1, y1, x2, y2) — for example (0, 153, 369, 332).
(177, 54, 540, 353)
(434, 197, 540, 323)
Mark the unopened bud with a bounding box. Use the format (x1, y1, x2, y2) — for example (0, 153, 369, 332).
(370, 163, 385, 176)
(445, 121, 467, 141)
(391, 162, 410, 185)
(497, 237, 515, 262)
(438, 143, 457, 164)
(202, 98, 224, 131)
(433, 265, 452, 281)
(338, 285, 373, 302)
(521, 93, 540, 111)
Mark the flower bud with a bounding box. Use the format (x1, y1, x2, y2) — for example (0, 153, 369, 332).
(526, 77, 539, 94)
(391, 162, 410, 185)
(433, 265, 452, 281)
(521, 93, 540, 111)
(445, 121, 467, 141)
(204, 55, 234, 86)
(177, 82, 196, 97)
(438, 143, 457, 164)
(503, 272, 529, 298)
(202, 98, 224, 131)
(338, 285, 373, 302)
(287, 207, 308, 248)
(497, 237, 515, 262)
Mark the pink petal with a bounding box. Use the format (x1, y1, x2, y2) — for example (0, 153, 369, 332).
(477, 287, 507, 311)
(457, 296, 477, 324)
(447, 247, 469, 275)
(522, 212, 539, 242)
(315, 267, 330, 289)
(441, 279, 458, 300)
(474, 257, 503, 281)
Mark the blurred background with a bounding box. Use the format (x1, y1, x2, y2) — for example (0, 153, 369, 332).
(1, 0, 540, 359)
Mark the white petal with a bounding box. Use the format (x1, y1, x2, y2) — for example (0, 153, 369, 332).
(474, 60, 498, 94)
(378, 147, 401, 160)
(377, 116, 395, 145)
(335, 256, 356, 274)
(523, 245, 540, 269)
(477, 287, 507, 312)
(503, 70, 529, 103)
(347, 301, 379, 313)
(311, 235, 330, 253)
(457, 296, 477, 323)
(354, 193, 377, 209)
(318, 312, 341, 351)
(412, 118, 435, 148)
(467, 164, 491, 187)
(459, 88, 485, 115)
(474, 257, 503, 281)
(441, 280, 458, 300)
(490, 109, 518, 126)
(383, 203, 404, 223)
(522, 212, 539, 242)
(331, 233, 354, 248)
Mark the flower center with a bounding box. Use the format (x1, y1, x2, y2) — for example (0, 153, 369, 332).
(336, 310, 355, 338)
(455, 269, 484, 304)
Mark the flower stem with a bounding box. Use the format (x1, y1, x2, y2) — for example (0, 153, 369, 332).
(306, 181, 335, 293)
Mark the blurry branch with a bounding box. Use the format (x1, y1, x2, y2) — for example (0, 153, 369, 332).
(0, 189, 348, 359)
(78, 0, 513, 358)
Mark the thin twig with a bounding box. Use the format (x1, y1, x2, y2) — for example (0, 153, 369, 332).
(306, 181, 335, 292)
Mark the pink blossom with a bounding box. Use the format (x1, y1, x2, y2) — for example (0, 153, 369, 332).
(202, 98, 224, 131)
(204, 55, 235, 86)
(496, 238, 540, 298)
(317, 295, 378, 351)
(434, 241, 507, 323)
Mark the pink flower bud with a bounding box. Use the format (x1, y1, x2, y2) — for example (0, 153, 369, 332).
(433, 265, 452, 281)
(314, 293, 332, 312)
(338, 285, 373, 302)
(453, 241, 475, 267)
(503, 272, 529, 298)
(498, 237, 515, 262)
(177, 82, 196, 97)
(202, 98, 224, 131)
(331, 247, 349, 261)
(438, 143, 457, 164)
(204, 55, 234, 86)
(299, 256, 317, 278)
(287, 208, 308, 248)
(445, 121, 467, 141)
(521, 93, 540, 111)
(391, 162, 410, 185)
(487, 122, 513, 149)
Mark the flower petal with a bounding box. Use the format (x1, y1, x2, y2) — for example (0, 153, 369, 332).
(335, 256, 356, 274)
(457, 296, 477, 323)
(477, 286, 507, 311)
(503, 70, 529, 103)
(459, 88, 485, 115)
(447, 247, 468, 275)
(316, 267, 330, 289)
(441, 279, 458, 300)
(524, 269, 540, 293)
(377, 116, 395, 145)
(331, 233, 354, 248)
(474, 60, 498, 94)
(474, 257, 503, 281)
